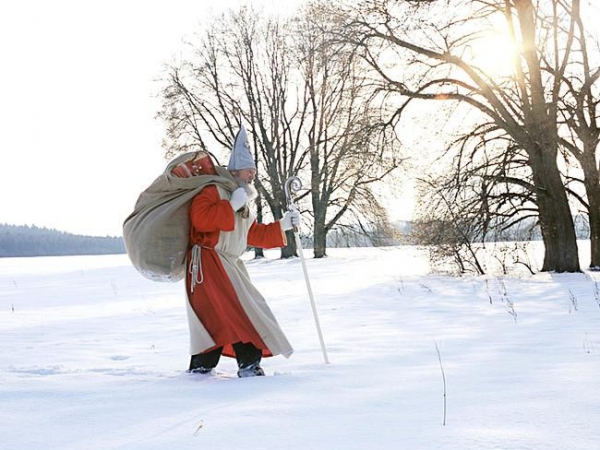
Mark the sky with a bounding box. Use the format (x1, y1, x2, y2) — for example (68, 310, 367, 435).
(0, 0, 304, 237)
(3, 1, 597, 238)
(1, 246, 599, 448)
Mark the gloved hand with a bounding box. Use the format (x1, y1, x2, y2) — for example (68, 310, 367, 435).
(280, 210, 301, 231)
(229, 187, 248, 212)
(171, 163, 192, 178)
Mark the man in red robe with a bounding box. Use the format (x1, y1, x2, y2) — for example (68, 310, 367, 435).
(184, 126, 299, 377)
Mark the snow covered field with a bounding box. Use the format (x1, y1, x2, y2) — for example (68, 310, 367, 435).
(1, 246, 599, 450)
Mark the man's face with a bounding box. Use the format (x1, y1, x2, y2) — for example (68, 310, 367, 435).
(233, 168, 256, 185)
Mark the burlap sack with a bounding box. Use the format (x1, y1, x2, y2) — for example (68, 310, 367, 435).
(123, 152, 237, 282)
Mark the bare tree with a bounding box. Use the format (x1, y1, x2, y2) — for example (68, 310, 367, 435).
(552, 0, 600, 269)
(159, 4, 403, 259)
(326, 0, 585, 272)
(159, 6, 306, 257)
(293, 3, 403, 258)
(411, 174, 488, 275)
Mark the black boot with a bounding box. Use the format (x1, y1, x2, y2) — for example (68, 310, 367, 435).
(233, 342, 265, 378)
(237, 362, 265, 378)
(189, 347, 223, 374)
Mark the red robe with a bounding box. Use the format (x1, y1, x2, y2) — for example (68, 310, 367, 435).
(186, 185, 288, 358)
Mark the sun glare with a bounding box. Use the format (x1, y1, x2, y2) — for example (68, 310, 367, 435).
(467, 33, 518, 78)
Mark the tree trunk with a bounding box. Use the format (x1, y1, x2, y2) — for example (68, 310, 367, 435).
(280, 227, 297, 258)
(581, 152, 600, 269)
(310, 144, 328, 258)
(529, 146, 580, 272)
(586, 194, 600, 269)
(313, 222, 327, 258)
(281, 230, 298, 258)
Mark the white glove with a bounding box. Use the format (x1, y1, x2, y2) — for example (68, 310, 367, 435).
(229, 187, 248, 212)
(280, 210, 301, 231)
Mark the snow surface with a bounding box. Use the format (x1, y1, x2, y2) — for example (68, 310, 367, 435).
(1, 246, 600, 450)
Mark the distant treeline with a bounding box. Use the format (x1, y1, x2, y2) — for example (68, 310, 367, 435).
(0, 224, 126, 257)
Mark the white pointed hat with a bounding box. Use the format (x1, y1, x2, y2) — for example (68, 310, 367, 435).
(227, 125, 256, 170)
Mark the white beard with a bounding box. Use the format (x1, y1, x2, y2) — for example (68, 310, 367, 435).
(238, 181, 258, 202)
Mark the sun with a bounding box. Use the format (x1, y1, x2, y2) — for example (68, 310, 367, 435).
(466, 32, 518, 78)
